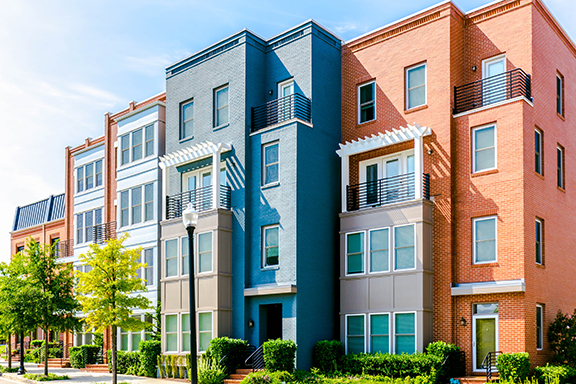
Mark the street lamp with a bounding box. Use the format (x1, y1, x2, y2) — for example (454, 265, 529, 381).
(183, 203, 198, 384)
(17, 332, 24, 375)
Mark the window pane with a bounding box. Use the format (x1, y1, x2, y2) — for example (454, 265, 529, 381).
(395, 313, 415, 354)
(217, 107, 229, 126)
(183, 102, 194, 121)
(536, 220, 542, 264)
(132, 187, 142, 224)
(85, 163, 94, 190)
(145, 125, 154, 157)
(199, 232, 212, 273)
(217, 88, 228, 108)
(76, 214, 83, 244)
(266, 164, 279, 185)
(408, 87, 425, 109)
(121, 135, 130, 165)
(85, 211, 93, 243)
(360, 104, 374, 123)
(265, 227, 278, 247)
(182, 237, 189, 275)
(475, 127, 495, 149)
(347, 232, 363, 253)
(120, 191, 129, 227)
(199, 313, 211, 332)
(131, 333, 141, 351)
(165, 239, 178, 277)
(347, 232, 364, 274)
(144, 183, 154, 221)
(370, 229, 389, 272)
(476, 218, 495, 241)
(395, 226, 414, 248)
(371, 314, 388, 334)
(121, 334, 129, 351)
(408, 66, 425, 88)
(77, 167, 84, 192)
(95, 160, 103, 187)
(265, 144, 279, 165)
(166, 315, 177, 332)
(476, 240, 496, 262)
(372, 336, 389, 353)
(132, 129, 143, 161)
(360, 83, 374, 104)
(166, 334, 177, 352)
(347, 316, 364, 354)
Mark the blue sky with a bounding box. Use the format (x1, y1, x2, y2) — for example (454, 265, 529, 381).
(0, 0, 573, 262)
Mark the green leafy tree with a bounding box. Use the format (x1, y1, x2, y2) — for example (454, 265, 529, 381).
(76, 234, 151, 384)
(548, 309, 576, 367)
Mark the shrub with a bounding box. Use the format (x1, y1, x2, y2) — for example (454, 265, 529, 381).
(339, 353, 441, 378)
(240, 370, 435, 384)
(171, 354, 178, 378)
(30, 340, 44, 348)
(313, 340, 344, 373)
(208, 337, 248, 374)
(425, 341, 461, 381)
(548, 309, 576, 366)
(69, 347, 84, 369)
(157, 355, 165, 378)
(534, 364, 576, 384)
(198, 353, 227, 384)
(497, 353, 530, 382)
(23, 373, 70, 381)
(137, 340, 161, 377)
(0, 366, 19, 373)
(262, 339, 297, 372)
(107, 350, 140, 375)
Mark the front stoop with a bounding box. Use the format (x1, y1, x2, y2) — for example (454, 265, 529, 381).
(224, 368, 255, 384)
(80, 363, 110, 372)
(36, 358, 70, 368)
(453, 376, 498, 384)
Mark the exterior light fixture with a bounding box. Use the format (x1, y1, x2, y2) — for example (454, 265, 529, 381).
(460, 317, 467, 327)
(182, 203, 198, 384)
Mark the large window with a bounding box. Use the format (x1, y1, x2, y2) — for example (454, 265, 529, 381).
(557, 73, 564, 117)
(395, 313, 416, 354)
(181, 100, 194, 139)
(214, 85, 229, 127)
(165, 314, 178, 352)
(406, 63, 426, 109)
(263, 142, 279, 186)
(198, 312, 213, 352)
(346, 232, 364, 275)
(119, 124, 155, 165)
(557, 145, 565, 189)
(536, 219, 543, 265)
(370, 314, 389, 353)
(76, 208, 102, 245)
(473, 216, 497, 264)
(535, 129, 543, 175)
(263, 225, 279, 268)
(358, 82, 375, 124)
(346, 315, 365, 354)
(370, 229, 389, 273)
(198, 232, 213, 273)
(536, 304, 543, 350)
(473, 125, 496, 173)
(76, 159, 103, 193)
(394, 225, 415, 270)
(165, 239, 178, 278)
(119, 183, 154, 228)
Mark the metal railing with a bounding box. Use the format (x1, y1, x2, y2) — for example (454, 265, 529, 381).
(481, 350, 501, 382)
(219, 344, 255, 371)
(347, 173, 430, 211)
(454, 68, 531, 114)
(251, 93, 311, 132)
(56, 239, 74, 258)
(93, 222, 117, 244)
(166, 185, 232, 220)
(245, 345, 265, 372)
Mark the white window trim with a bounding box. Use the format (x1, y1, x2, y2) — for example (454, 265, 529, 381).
(118, 182, 155, 229)
(117, 313, 154, 352)
(472, 124, 497, 173)
(357, 81, 376, 125)
(535, 218, 543, 265)
(536, 304, 544, 350)
(164, 313, 179, 353)
(118, 124, 156, 168)
(345, 230, 365, 276)
(482, 54, 506, 79)
(535, 128, 543, 175)
(181, 100, 194, 139)
(262, 225, 280, 270)
(214, 85, 229, 128)
(368, 227, 391, 274)
(473, 216, 498, 265)
(405, 62, 427, 110)
(75, 159, 104, 195)
(393, 311, 417, 354)
(393, 223, 417, 271)
(181, 312, 191, 353)
(557, 145, 565, 189)
(142, 248, 155, 287)
(180, 236, 190, 277)
(345, 313, 366, 354)
(75, 207, 103, 246)
(369, 312, 391, 354)
(197, 310, 214, 353)
(164, 238, 180, 279)
(359, 150, 415, 183)
(196, 230, 214, 275)
(278, 78, 294, 97)
(262, 141, 280, 187)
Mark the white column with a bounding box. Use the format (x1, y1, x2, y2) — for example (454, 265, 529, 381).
(341, 154, 349, 212)
(161, 165, 167, 220)
(212, 151, 221, 209)
(414, 136, 423, 200)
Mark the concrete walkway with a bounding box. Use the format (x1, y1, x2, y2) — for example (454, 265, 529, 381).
(0, 362, 179, 384)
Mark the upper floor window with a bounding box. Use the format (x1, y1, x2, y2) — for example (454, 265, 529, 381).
(472, 125, 496, 173)
(198, 232, 213, 274)
(557, 145, 565, 189)
(165, 232, 214, 278)
(119, 124, 155, 166)
(263, 225, 279, 268)
(473, 216, 497, 264)
(51, 237, 60, 258)
(214, 85, 229, 127)
(76, 208, 102, 245)
(119, 183, 154, 228)
(76, 159, 103, 193)
(536, 304, 544, 350)
(263, 142, 279, 186)
(394, 225, 415, 270)
(346, 232, 364, 275)
(165, 239, 178, 278)
(358, 82, 375, 124)
(535, 129, 543, 175)
(181, 100, 194, 139)
(536, 218, 543, 265)
(406, 63, 426, 109)
(556, 72, 564, 117)
(142, 248, 154, 286)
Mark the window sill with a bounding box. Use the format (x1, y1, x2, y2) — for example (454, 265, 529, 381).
(357, 118, 377, 126)
(213, 123, 229, 131)
(118, 154, 156, 172)
(262, 182, 279, 190)
(74, 185, 105, 198)
(535, 172, 544, 180)
(404, 104, 428, 114)
(471, 262, 499, 267)
(558, 186, 566, 193)
(471, 169, 499, 178)
(261, 266, 279, 271)
(179, 136, 194, 144)
(557, 112, 565, 121)
(536, 263, 545, 269)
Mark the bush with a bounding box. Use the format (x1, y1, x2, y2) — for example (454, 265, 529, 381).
(534, 364, 576, 384)
(313, 340, 344, 373)
(262, 339, 297, 372)
(30, 340, 44, 348)
(137, 340, 161, 377)
(339, 353, 441, 379)
(548, 309, 576, 366)
(198, 353, 227, 384)
(107, 350, 140, 375)
(69, 345, 100, 368)
(497, 353, 530, 382)
(208, 337, 248, 374)
(240, 370, 435, 384)
(69, 347, 84, 369)
(0, 366, 19, 373)
(425, 341, 461, 381)
(82, 345, 100, 365)
(23, 373, 70, 381)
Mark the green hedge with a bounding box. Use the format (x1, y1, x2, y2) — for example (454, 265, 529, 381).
(534, 364, 576, 384)
(313, 340, 343, 373)
(208, 337, 248, 374)
(137, 340, 161, 377)
(69, 345, 100, 368)
(240, 370, 435, 384)
(263, 339, 297, 372)
(107, 350, 141, 375)
(497, 353, 530, 382)
(339, 353, 441, 379)
(425, 341, 461, 381)
(69, 347, 84, 369)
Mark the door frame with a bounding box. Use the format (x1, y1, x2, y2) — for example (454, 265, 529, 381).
(482, 54, 506, 79)
(472, 313, 499, 373)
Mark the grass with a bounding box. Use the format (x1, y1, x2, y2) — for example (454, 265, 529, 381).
(23, 373, 70, 381)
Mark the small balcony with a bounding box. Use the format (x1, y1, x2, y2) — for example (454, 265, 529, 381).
(346, 173, 430, 212)
(56, 239, 74, 258)
(251, 93, 311, 132)
(166, 185, 232, 220)
(453, 68, 531, 114)
(93, 221, 117, 244)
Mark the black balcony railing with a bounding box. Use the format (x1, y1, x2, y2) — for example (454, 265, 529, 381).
(347, 173, 430, 212)
(453, 68, 531, 114)
(166, 185, 232, 220)
(93, 221, 117, 244)
(251, 93, 311, 132)
(56, 239, 74, 258)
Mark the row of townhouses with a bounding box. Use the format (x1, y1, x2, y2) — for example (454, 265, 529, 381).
(10, 0, 576, 374)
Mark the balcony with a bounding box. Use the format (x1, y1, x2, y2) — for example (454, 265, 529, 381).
(346, 173, 430, 212)
(251, 93, 311, 132)
(166, 185, 232, 220)
(93, 221, 117, 244)
(453, 68, 531, 114)
(56, 239, 74, 258)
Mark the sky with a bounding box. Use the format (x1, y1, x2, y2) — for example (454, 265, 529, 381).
(0, 0, 574, 263)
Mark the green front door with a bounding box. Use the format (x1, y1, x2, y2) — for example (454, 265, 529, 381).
(475, 317, 496, 370)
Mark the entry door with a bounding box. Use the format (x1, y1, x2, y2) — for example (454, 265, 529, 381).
(278, 80, 294, 121)
(473, 315, 498, 372)
(183, 170, 212, 209)
(483, 56, 506, 105)
(384, 159, 400, 201)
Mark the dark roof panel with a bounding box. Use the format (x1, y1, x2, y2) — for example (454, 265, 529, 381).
(13, 193, 65, 232)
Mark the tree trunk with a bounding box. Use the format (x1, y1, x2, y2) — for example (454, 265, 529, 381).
(112, 325, 117, 384)
(7, 333, 11, 369)
(44, 328, 49, 376)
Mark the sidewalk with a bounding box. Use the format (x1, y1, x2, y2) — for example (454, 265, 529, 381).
(0, 362, 180, 384)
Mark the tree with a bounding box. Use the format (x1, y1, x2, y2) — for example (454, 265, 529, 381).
(548, 309, 576, 367)
(76, 234, 151, 384)
(23, 238, 81, 376)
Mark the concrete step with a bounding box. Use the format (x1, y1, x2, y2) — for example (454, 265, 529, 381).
(223, 380, 243, 384)
(81, 364, 110, 373)
(230, 373, 248, 380)
(235, 369, 253, 374)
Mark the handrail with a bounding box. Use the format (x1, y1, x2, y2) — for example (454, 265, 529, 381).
(93, 221, 117, 244)
(219, 344, 255, 371)
(56, 239, 74, 258)
(481, 350, 501, 382)
(245, 345, 265, 372)
(60, 343, 72, 366)
(251, 93, 312, 132)
(166, 185, 232, 220)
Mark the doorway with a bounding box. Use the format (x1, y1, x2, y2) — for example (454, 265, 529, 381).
(472, 303, 499, 372)
(259, 304, 283, 343)
(482, 55, 506, 105)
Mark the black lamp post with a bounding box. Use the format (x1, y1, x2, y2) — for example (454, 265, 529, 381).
(183, 203, 198, 384)
(17, 332, 25, 375)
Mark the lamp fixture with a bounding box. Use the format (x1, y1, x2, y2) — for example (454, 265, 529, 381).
(460, 317, 467, 326)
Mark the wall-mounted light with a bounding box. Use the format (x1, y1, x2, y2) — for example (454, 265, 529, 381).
(248, 319, 255, 328)
(268, 90, 273, 95)
(427, 149, 434, 155)
(472, 65, 477, 72)
(460, 317, 467, 327)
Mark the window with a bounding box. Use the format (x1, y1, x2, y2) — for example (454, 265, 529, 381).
(85, 210, 94, 243)
(370, 314, 389, 353)
(17, 245, 24, 254)
(119, 183, 154, 228)
(557, 73, 564, 117)
(182, 313, 190, 352)
(263, 142, 279, 185)
(358, 82, 375, 123)
(51, 237, 60, 257)
(536, 305, 543, 350)
(473, 216, 497, 263)
(120, 191, 129, 228)
(395, 313, 416, 354)
(346, 232, 364, 275)
(198, 232, 213, 273)
(263, 225, 279, 268)
(77, 167, 84, 193)
(370, 229, 389, 272)
(181, 237, 189, 276)
(181, 101, 194, 139)
(198, 312, 213, 352)
(76, 208, 102, 245)
(120, 125, 155, 165)
(473, 125, 496, 173)
(144, 183, 154, 221)
(120, 327, 129, 351)
(95, 160, 103, 187)
(165, 239, 178, 277)
(535, 129, 543, 175)
(76, 214, 83, 244)
(536, 219, 543, 265)
(76, 160, 104, 193)
(394, 225, 415, 270)
(132, 128, 143, 162)
(131, 187, 142, 224)
(131, 315, 142, 350)
(86, 163, 94, 190)
(557, 145, 564, 189)
(143, 248, 154, 286)
(121, 135, 130, 165)
(346, 315, 365, 354)
(165, 314, 177, 352)
(406, 63, 426, 109)
(145, 125, 154, 157)
(144, 315, 154, 341)
(214, 86, 229, 127)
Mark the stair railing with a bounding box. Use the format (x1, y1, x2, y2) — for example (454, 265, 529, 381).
(481, 351, 502, 382)
(61, 343, 72, 367)
(245, 345, 265, 372)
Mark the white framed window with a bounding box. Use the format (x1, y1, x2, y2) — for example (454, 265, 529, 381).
(95, 160, 103, 187)
(77, 167, 84, 193)
(263, 225, 279, 268)
(536, 304, 544, 350)
(214, 85, 229, 127)
(120, 326, 129, 351)
(119, 183, 154, 228)
(197, 232, 213, 274)
(369, 228, 389, 273)
(182, 313, 191, 352)
(535, 129, 543, 175)
(263, 142, 279, 186)
(120, 191, 129, 228)
(406, 63, 426, 109)
(370, 313, 390, 353)
(165, 314, 178, 352)
(121, 135, 130, 165)
(472, 124, 496, 173)
(181, 100, 194, 139)
(181, 237, 190, 276)
(145, 125, 154, 157)
(86, 163, 94, 190)
(473, 216, 497, 264)
(345, 314, 365, 354)
(198, 311, 213, 352)
(536, 219, 543, 265)
(76, 208, 102, 245)
(557, 73, 564, 117)
(75, 159, 103, 193)
(131, 187, 142, 224)
(557, 145, 565, 189)
(132, 128, 143, 162)
(394, 224, 415, 270)
(394, 312, 416, 354)
(144, 183, 154, 221)
(165, 239, 178, 278)
(143, 248, 154, 286)
(119, 124, 155, 166)
(346, 231, 364, 275)
(358, 82, 375, 124)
